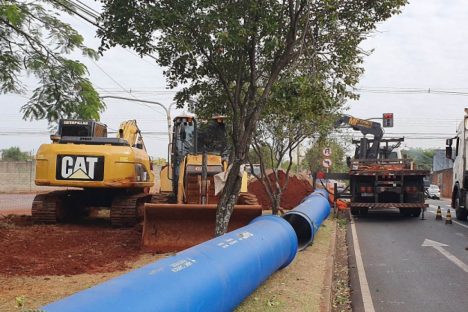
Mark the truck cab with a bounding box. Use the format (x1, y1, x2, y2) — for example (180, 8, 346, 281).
(446, 111, 468, 220)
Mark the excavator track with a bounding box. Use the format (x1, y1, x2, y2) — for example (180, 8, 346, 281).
(110, 193, 152, 227)
(31, 191, 65, 223)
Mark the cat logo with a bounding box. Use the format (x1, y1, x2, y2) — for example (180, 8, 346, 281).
(56, 155, 104, 181)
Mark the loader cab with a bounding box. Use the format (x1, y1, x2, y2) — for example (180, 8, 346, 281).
(171, 116, 228, 161)
(196, 116, 228, 157)
(170, 115, 228, 196)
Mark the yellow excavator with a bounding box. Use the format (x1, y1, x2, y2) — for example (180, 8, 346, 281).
(142, 115, 262, 252)
(33, 119, 154, 226)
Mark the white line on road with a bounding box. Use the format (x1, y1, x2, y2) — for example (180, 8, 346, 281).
(422, 239, 468, 273)
(351, 217, 376, 312)
(427, 205, 468, 229)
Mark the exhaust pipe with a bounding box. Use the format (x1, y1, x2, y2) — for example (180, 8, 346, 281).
(42, 190, 329, 312)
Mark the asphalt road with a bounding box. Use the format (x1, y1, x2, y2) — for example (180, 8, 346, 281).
(349, 199, 468, 312)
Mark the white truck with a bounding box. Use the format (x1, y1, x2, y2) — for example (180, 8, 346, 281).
(446, 109, 468, 220)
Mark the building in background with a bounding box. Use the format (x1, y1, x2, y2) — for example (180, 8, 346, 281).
(431, 149, 453, 198)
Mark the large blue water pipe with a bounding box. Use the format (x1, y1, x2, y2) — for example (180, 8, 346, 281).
(283, 188, 331, 250)
(42, 190, 330, 312)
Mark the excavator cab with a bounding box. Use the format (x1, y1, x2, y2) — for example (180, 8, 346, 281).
(142, 116, 262, 252)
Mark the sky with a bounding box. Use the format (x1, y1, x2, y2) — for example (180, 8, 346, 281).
(1, 0, 468, 158)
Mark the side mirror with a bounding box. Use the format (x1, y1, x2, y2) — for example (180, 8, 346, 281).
(346, 156, 352, 167)
(445, 146, 453, 160)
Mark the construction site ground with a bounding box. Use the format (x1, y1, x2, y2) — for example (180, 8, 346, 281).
(0, 175, 343, 311)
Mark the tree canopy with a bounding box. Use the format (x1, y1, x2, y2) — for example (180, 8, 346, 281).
(249, 74, 341, 214)
(1, 146, 30, 161)
(99, 0, 407, 234)
(303, 137, 348, 174)
(0, 0, 104, 123)
(402, 148, 435, 171)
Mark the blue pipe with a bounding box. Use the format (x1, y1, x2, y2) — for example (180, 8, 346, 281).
(42, 215, 298, 312)
(42, 189, 330, 312)
(282, 189, 331, 250)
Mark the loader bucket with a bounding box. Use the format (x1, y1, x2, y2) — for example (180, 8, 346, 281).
(141, 203, 262, 252)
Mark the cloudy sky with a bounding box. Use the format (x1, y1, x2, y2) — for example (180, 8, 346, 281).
(2, 0, 468, 157)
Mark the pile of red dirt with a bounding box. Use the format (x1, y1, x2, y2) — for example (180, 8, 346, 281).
(0, 217, 144, 276)
(248, 170, 314, 210)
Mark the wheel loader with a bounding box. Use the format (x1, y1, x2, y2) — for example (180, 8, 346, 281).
(142, 115, 262, 252)
(33, 119, 154, 226)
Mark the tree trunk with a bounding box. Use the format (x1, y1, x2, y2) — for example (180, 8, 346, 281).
(215, 161, 243, 236)
(271, 192, 282, 215)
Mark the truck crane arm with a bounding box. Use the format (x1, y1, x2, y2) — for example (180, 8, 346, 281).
(335, 115, 384, 159)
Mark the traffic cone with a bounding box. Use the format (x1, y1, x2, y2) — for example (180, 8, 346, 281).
(445, 209, 453, 225)
(435, 206, 442, 220)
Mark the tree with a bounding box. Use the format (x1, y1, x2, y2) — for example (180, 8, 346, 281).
(302, 138, 348, 174)
(99, 0, 407, 235)
(249, 75, 340, 215)
(1, 146, 30, 161)
(0, 0, 104, 124)
(402, 148, 435, 171)
(152, 157, 167, 166)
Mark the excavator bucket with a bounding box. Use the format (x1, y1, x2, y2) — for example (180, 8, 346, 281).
(141, 203, 262, 252)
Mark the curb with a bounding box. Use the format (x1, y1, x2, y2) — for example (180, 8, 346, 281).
(320, 217, 337, 312)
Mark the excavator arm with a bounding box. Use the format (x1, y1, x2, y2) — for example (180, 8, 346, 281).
(118, 120, 146, 150)
(335, 115, 384, 159)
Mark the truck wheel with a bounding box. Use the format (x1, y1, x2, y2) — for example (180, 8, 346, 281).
(410, 208, 421, 217)
(455, 207, 468, 221)
(454, 189, 468, 221)
(350, 208, 360, 216)
(399, 209, 411, 217)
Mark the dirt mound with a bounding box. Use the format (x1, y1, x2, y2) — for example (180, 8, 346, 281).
(0, 217, 144, 276)
(248, 170, 313, 210)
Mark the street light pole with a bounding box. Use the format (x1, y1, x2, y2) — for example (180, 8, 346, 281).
(100, 95, 176, 144)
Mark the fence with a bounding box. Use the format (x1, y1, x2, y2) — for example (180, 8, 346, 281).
(0, 161, 161, 215)
(0, 160, 42, 193)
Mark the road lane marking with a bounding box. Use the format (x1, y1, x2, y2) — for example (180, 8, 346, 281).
(351, 217, 376, 312)
(427, 205, 468, 229)
(422, 239, 468, 273)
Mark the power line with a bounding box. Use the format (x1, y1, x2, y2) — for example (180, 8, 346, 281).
(53, 0, 158, 61)
(355, 86, 468, 96)
(89, 60, 168, 116)
(48, 0, 172, 117)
